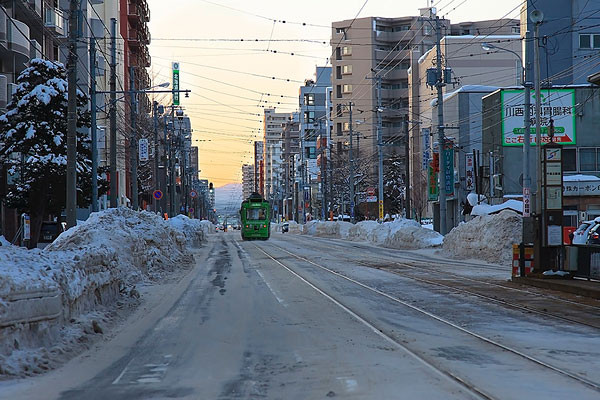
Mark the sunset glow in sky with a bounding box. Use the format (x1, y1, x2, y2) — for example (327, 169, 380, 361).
(147, 0, 523, 187)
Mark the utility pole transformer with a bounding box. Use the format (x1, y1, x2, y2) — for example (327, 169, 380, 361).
(109, 18, 118, 208)
(66, 0, 80, 229)
(90, 38, 98, 212)
(435, 16, 447, 235)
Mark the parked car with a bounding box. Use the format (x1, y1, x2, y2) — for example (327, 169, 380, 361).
(572, 217, 600, 244)
(37, 221, 66, 248)
(281, 222, 289, 233)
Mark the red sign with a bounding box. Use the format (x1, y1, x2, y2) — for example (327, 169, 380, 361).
(367, 187, 375, 196)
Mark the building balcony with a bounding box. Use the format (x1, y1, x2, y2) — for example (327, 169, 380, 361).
(44, 6, 65, 36)
(0, 18, 31, 67)
(21, 0, 43, 19)
(375, 30, 415, 43)
(0, 74, 8, 110)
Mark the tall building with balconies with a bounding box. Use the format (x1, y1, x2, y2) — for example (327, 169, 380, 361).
(330, 11, 443, 203)
(241, 164, 254, 200)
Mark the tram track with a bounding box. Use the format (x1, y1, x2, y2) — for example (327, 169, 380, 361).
(283, 234, 600, 312)
(256, 241, 600, 395)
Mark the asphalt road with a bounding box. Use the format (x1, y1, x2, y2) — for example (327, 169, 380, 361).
(4, 231, 600, 399)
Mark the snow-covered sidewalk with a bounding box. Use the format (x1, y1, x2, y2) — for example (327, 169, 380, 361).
(0, 208, 213, 377)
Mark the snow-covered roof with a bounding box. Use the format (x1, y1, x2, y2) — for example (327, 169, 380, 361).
(431, 85, 501, 106)
(563, 174, 600, 182)
(471, 199, 523, 216)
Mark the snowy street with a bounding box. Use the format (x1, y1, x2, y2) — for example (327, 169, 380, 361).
(3, 231, 600, 399)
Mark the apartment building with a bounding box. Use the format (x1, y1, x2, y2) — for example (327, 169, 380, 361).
(241, 164, 254, 201)
(262, 108, 290, 202)
(521, 0, 599, 86)
(330, 10, 445, 208)
(253, 140, 263, 196)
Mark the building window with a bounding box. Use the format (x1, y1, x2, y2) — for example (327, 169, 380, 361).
(342, 46, 352, 56)
(336, 27, 346, 34)
(336, 85, 342, 98)
(580, 148, 597, 171)
(336, 104, 343, 117)
(342, 65, 352, 75)
(511, 26, 520, 34)
(336, 65, 342, 79)
(335, 47, 342, 60)
(563, 148, 576, 172)
(342, 84, 352, 93)
(579, 34, 600, 49)
(304, 111, 315, 123)
(336, 122, 342, 136)
(343, 122, 350, 131)
(304, 93, 314, 106)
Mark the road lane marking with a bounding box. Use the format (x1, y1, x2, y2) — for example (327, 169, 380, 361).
(256, 269, 288, 307)
(111, 359, 133, 384)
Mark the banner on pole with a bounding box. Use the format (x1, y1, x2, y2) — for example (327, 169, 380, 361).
(465, 154, 475, 191)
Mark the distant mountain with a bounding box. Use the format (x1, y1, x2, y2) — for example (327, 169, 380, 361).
(214, 183, 243, 215)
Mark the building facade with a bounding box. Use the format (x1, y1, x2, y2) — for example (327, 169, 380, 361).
(241, 163, 254, 200)
(521, 0, 599, 86)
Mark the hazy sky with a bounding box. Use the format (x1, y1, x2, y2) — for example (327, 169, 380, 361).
(147, 0, 522, 187)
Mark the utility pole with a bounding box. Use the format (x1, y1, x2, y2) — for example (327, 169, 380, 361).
(153, 101, 159, 212)
(129, 66, 138, 210)
(90, 37, 98, 212)
(435, 16, 447, 235)
(523, 30, 532, 224)
(348, 101, 355, 223)
(109, 18, 118, 208)
(169, 107, 176, 216)
(534, 20, 542, 217)
(404, 117, 411, 219)
(376, 77, 384, 222)
(66, 0, 79, 229)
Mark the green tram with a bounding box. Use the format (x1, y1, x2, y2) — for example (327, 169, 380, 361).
(240, 193, 271, 240)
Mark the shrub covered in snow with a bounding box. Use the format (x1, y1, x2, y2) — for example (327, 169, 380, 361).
(442, 209, 522, 265)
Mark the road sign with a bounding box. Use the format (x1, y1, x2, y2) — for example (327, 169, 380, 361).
(172, 62, 180, 106)
(189, 190, 198, 198)
(465, 154, 475, 191)
(367, 187, 375, 196)
(153, 190, 163, 200)
(189, 208, 194, 213)
(366, 196, 377, 203)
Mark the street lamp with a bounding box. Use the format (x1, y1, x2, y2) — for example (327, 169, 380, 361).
(482, 41, 533, 247)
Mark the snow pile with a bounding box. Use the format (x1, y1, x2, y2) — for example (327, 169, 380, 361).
(0, 235, 11, 246)
(0, 208, 199, 377)
(291, 219, 442, 249)
(348, 221, 385, 243)
(442, 209, 522, 264)
(0, 246, 59, 297)
(166, 215, 209, 247)
(47, 208, 193, 283)
(286, 221, 302, 234)
(383, 219, 444, 249)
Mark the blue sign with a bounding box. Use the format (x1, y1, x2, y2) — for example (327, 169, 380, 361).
(153, 190, 163, 200)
